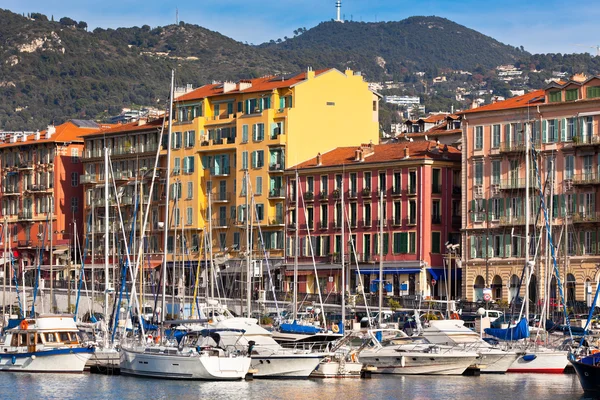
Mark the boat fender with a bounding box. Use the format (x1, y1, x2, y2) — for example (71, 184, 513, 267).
(400, 355, 405, 368)
(31, 355, 36, 360)
(11, 356, 16, 365)
(20, 320, 28, 330)
(451, 312, 460, 320)
(522, 354, 537, 362)
(154, 336, 160, 344)
(332, 324, 340, 333)
(196, 346, 202, 354)
(351, 353, 358, 363)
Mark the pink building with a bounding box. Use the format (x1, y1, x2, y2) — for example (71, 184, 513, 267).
(460, 73, 600, 307)
(284, 141, 461, 300)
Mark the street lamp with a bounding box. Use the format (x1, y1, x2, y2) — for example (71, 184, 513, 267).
(445, 242, 460, 317)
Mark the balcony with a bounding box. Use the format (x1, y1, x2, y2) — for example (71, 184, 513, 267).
(303, 192, 314, 202)
(572, 135, 600, 147)
(499, 178, 536, 190)
(318, 191, 328, 201)
(268, 188, 285, 199)
(3, 187, 20, 195)
(80, 174, 97, 184)
(213, 219, 228, 229)
(499, 141, 541, 153)
(498, 215, 531, 226)
(573, 172, 600, 186)
(17, 240, 32, 248)
(27, 184, 52, 193)
(432, 215, 442, 224)
(212, 192, 231, 203)
(330, 190, 341, 200)
(391, 187, 402, 197)
(121, 196, 134, 205)
(18, 161, 33, 170)
(348, 190, 358, 199)
(572, 211, 600, 223)
(361, 188, 372, 198)
(269, 162, 284, 173)
(18, 210, 33, 220)
(269, 217, 284, 226)
(212, 166, 230, 177)
(113, 170, 132, 181)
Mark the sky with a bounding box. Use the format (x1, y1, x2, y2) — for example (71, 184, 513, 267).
(4, 0, 600, 55)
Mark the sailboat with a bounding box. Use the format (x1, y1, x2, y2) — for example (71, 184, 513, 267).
(119, 70, 251, 381)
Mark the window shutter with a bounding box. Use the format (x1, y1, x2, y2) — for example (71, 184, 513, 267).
(252, 124, 257, 141)
(499, 198, 504, 217)
(504, 234, 511, 257)
(470, 236, 476, 259)
(271, 123, 277, 138)
(189, 130, 195, 145)
(189, 157, 194, 173)
(592, 231, 597, 254)
(251, 151, 256, 168)
(499, 235, 504, 257)
(487, 198, 493, 221)
(245, 100, 250, 113)
(399, 232, 408, 254)
(560, 118, 566, 142)
(579, 193, 584, 213)
(580, 231, 585, 255)
(259, 124, 264, 140)
(504, 124, 510, 144)
(280, 97, 285, 109)
(542, 120, 547, 143)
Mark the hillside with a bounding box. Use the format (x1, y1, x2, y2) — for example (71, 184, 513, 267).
(1, 9, 599, 131)
(261, 17, 528, 79)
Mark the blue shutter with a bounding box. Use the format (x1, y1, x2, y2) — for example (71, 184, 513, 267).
(189, 156, 194, 173)
(279, 97, 285, 109)
(560, 118, 566, 142)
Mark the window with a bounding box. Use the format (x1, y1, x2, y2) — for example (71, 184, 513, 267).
(255, 204, 264, 221)
(492, 124, 501, 148)
(549, 91, 562, 103)
(393, 201, 401, 225)
(71, 172, 78, 187)
(307, 176, 314, 193)
(378, 171, 386, 192)
(587, 86, 600, 99)
(373, 233, 389, 255)
(184, 130, 195, 147)
(253, 123, 265, 141)
(408, 170, 416, 194)
(393, 171, 401, 194)
(432, 200, 441, 224)
(548, 119, 557, 142)
(364, 203, 372, 226)
(71, 197, 78, 213)
(172, 131, 182, 149)
(350, 203, 357, 227)
(242, 125, 249, 143)
(174, 207, 180, 227)
(320, 204, 328, 229)
(491, 160, 501, 185)
(183, 156, 195, 174)
(474, 161, 483, 186)
(393, 232, 408, 254)
(321, 175, 328, 194)
(187, 182, 193, 199)
(363, 172, 371, 190)
(431, 232, 441, 254)
(566, 118, 575, 140)
(474, 126, 483, 150)
(565, 155, 574, 179)
(242, 151, 248, 170)
(71, 148, 80, 163)
(307, 206, 313, 230)
(173, 158, 180, 175)
(491, 198, 502, 220)
(408, 232, 416, 253)
(565, 89, 578, 102)
(408, 200, 416, 225)
(251, 150, 264, 168)
(186, 207, 193, 225)
(256, 176, 262, 195)
(432, 169, 441, 194)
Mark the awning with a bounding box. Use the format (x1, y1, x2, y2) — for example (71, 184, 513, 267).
(355, 268, 422, 274)
(284, 270, 312, 276)
(428, 268, 463, 280)
(53, 249, 67, 255)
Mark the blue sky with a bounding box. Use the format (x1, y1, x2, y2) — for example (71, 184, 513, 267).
(4, 1, 600, 55)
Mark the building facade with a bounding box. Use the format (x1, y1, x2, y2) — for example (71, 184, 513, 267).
(0, 120, 107, 289)
(285, 141, 462, 300)
(461, 74, 600, 309)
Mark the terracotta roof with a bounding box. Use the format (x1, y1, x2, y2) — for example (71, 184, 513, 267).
(291, 141, 461, 170)
(406, 129, 462, 138)
(0, 120, 110, 149)
(419, 114, 448, 123)
(176, 69, 333, 102)
(80, 118, 166, 138)
(460, 90, 545, 114)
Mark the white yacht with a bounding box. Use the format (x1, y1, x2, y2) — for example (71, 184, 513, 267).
(120, 328, 251, 380)
(422, 319, 520, 373)
(0, 314, 94, 372)
(359, 329, 478, 375)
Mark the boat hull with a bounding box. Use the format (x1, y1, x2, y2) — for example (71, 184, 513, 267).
(507, 351, 568, 373)
(571, 357, 600, 393)
(476, 350, 520, 374)
(311, 360, 363, 378)
(251, 353, 323, 378)
(359, 352, 477, 375)
(0, 348, 93, 373)
(87, 347, 121, 372)
(120, 347, 251, 380)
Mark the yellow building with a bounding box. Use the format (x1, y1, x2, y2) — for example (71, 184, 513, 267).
(172, 68, 379, 278)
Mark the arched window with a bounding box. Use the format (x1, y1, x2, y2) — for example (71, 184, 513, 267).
(473, 275, 485, 301)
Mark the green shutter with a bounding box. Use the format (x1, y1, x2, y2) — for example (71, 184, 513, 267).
(592, 231, 597, 254)
(499, 198, 504, 217)
(432, 232, 440, 254)
(553, 195, 559, 218)
(560, 194, 566, 217)
(580, 231, 586, 255)
(399, 232, 408, 254)
(488, 198, 493, 221)
(560, 118, 566, 142)
(542, 120, 547, 143)
(505, 234, 511, 257)
(384, 233, 389, 255)
(516, 198, 522, 217)
(499, 235, 504, 257)
(504, 124, 510, 144)
(470, 236, 476, 259)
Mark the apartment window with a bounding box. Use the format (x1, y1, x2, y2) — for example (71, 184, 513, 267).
(320, 204, 328, 229)
(255, 204, 264, 221)
(393, 232, 408, 254)
(431, 232, 441, 254)
(432, 200, 441, 224)
(393, 201, 401, 225)
(491, 198, 502, 220)
(364, 172, 372, 190)
(174, 208, 180, 227)
(321, 175, 328, 194)
(307, 176, 314, 194)
(173, 158, 180, 175)
(350, 203, 357, 227)
(71, 148, 80, 163)
(474, 161, 483, 186)
(184, 130, 195, 147)
(256, 176, 262, 195)
(186, 207, 193, 225)
(491, 160, 501, 185)
(251, 150, 264, 168)
(432, 169, 441, 194)
(242, 125, 249, 143)
(408, 170, 417, 194)
(167, 236, 174, 253)
(587, 86, 600, 99)
(474, 126, 483, 150)
(364, 203, 372, 226)
(548, 119, 557, 142)
(373, 233, 389, 255)
(172, 131, 182, 149)
(408, 232, 416, 253)
(565, 89, 578, 102)
(492, 124, 501, 148)
(566, 118, 575, 140)
(565, 155, 574, 179)
(183, 156, 195, 174)
(307, 206, 314, 230)
(71, 172, 78, 187)
(253, 123, 265, 141)
(71, 197, 78, 213)
(393, 171, 401, 194)
(242, 151, 248, 170)
(549, 91, 562, 103)
(378, 171, 386, 192)
(408, 200, 417, 225)
(187, 182, 193, 199)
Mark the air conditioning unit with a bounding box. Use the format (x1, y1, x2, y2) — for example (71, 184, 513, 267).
(491, 185, 501, 196)
(564, 179, 573, 191)
(474, 185, 483, 198)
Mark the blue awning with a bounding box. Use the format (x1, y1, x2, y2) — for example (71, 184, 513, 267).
(428, 268, 463, 280)
(355, 268, 422, 274)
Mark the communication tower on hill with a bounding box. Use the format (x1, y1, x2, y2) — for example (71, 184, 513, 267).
(335, 1, 344, 23)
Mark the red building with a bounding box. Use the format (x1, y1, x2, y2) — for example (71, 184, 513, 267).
(284, 141, 462, 299)
(0, 120, 109, 289)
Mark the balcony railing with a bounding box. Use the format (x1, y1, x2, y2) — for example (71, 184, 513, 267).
(348, 190, 358, 199)
(573, 172, 600, 185)
(268, 188, 285, 199)
(391, 187, 402, 197)
(572, 211, 600, 223)
(269, 217, 284, 226)
(213, 166, 230, 176)
(3, 186, 19, 195)
(18, 161, 33, 169)
(499, 178, 536, 190)
(303, 192, 314, 201)
(80, 174, 96, 184)
(432, 215, 441, 224)
(212, 192, 231, 202)
(18, 210, 33, 220)
(318, 191, 328, 201)
(572, 135, 600, 147)
(499, 141, 541, 153)
(318, 221, 328, 229)
(269, 162, 284, 172)
(361, 188, 372, 198)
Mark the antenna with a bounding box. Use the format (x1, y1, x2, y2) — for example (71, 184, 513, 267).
(176, 7, 179, 25)
(335, 1, 343, 23)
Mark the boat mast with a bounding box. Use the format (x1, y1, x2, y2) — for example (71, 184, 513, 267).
(341, 173, 345, 333)
(208, 190, 214, 300)
(245, 171, 251, 318)
(378, 189, 383, 326)
(49, 191, 53, 313)
(91, 197, 95, 316)
(161, 70, 175, 326)
(2, 219, 6, 326)
(293, 170, 299, 321)
(525, 120, 531, 322)
(104, 146, 110, 320)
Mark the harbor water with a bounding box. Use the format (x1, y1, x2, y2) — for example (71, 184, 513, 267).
(0, 372, 593, 400)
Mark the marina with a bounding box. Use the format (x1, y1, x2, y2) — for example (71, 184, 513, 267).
(0, 371, 588, 400)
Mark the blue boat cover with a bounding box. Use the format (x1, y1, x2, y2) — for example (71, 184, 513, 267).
(279, 320, 321, 335)
(4, 319, 22, 331)
(484, 318, 530, 341)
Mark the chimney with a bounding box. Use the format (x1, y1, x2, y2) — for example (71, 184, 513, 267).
(571, 72, 587, 83)
(306, 67, 315, 80)
(239, 80, 252, 91)
(403, 146, 409, 159)
(46, 125, 56, 135)
(316, 152, 322, 166)
(223, 81, 236, 93)
(471, 100, 479, 110)
(354, 148, 364, 162)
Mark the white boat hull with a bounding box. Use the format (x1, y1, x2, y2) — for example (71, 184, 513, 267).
(120, 347, 251, 380)
(476, 350, 520, 374)
(359, 352, 477, 375)
(311, 360, 363, 378)
(251, 353, 323, 378)
(507, 350, 568, 373)
(0, 348, 93, 373)
(86, 347, 121, 371)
